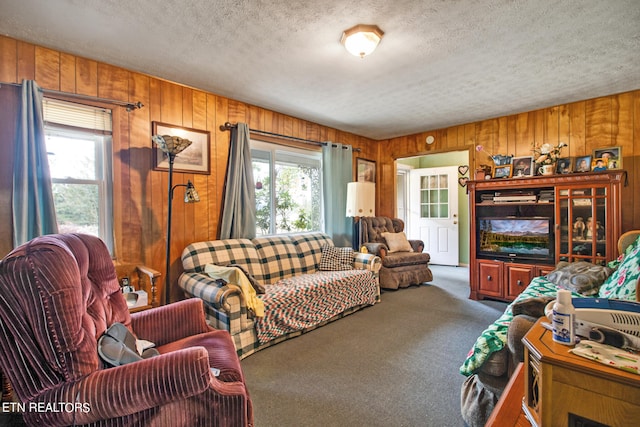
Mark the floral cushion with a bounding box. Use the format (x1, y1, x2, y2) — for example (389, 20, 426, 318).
(598, 234, 640, 301)
(459, 276, 582, 376)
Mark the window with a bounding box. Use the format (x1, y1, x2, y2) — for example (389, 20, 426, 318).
(251, 140, 322, 236)
(43, 98, 114, 253)
(419, 173, 449, 218)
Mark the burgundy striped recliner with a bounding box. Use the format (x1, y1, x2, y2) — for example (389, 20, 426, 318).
(0, 233, 253, 426)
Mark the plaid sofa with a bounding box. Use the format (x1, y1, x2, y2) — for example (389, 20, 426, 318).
(179, 232, 381, 359)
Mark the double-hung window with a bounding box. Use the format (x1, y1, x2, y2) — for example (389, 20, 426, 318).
(43, 98, 114, 253)
(251, 140, 322, 236)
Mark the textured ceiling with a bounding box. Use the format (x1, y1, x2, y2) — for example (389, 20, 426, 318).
(1, 0, 639, 140)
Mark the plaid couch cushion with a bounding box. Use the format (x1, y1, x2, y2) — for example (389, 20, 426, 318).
(288, 232, 334, 272)
(181, 239, 266, 283)
(252, 236, 304, 284)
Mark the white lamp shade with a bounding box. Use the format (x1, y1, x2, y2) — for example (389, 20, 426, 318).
(346, 182, 375, 217)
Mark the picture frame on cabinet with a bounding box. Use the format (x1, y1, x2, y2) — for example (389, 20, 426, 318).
(152, 122, 211, 174)
(593, 146, 622, 170)
(556, 157, 573, 174)
(511, 156, 533, 177)
(493, 164, 512, 179)
(574, 155, 592, 173)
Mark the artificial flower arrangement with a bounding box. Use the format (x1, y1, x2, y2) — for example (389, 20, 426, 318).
(475, 145, 512, 165)
(532, 141, 567, 165)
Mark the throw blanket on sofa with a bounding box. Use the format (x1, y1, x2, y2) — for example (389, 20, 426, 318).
(205, 264, 265, 317)
(459, 276, 582, 376)
(255, 270, 378, 344)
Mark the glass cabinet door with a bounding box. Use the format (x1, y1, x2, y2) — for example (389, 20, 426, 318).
(557, 186, 608, 265)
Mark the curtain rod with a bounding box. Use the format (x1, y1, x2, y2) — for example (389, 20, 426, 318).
(0, 81, 144, 112)
(220, 122, 361, 152)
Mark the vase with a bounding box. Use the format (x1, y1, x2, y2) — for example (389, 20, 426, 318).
(538, 164, 555, 176)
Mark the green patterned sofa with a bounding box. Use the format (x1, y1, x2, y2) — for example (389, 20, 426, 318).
(460, 230, 640, 427)
(179, 232, 381, 359)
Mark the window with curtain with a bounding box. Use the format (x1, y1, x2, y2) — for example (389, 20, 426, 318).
(251, 140, 322, 236)
(43, 98, 114, 253)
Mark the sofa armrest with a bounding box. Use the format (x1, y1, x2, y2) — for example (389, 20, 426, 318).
(353, 252, 382, 273)
(130, 298, 211, 346)
(179, 272, 242, 310)
(178, 272, 253, 335)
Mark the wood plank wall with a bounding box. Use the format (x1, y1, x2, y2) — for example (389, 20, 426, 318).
(1, 35, 638, 300)
(377, 90, 640, 233)
(0, 36, 378, 302)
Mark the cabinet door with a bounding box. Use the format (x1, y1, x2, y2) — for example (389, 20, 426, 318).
(557, 186, 608, 265)
(478, 261, 503, 298)
(506, 264, 535, 299)
(536, 265, 555, 277)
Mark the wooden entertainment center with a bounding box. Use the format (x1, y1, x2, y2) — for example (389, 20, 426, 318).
(468, 171, 625, 301)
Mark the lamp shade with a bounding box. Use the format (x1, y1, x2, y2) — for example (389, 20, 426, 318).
(341, 24, 384, 58)
(184, 180, 200, 203)
(346, 182, 375, 217)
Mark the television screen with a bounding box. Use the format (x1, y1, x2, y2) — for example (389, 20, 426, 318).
(477, 217, 553, 261)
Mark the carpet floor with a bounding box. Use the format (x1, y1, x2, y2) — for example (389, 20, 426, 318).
(241, 265, 508, 427)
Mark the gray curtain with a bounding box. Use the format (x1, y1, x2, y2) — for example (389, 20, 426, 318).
(322, 142, 353, 247)
(219, 123, 256, 239)
(12, 80, 58, 247)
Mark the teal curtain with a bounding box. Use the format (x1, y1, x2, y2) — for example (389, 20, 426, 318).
(322, 143, 353, 247)
(12, 80, 58, 247)
(219, 123, 256, 239)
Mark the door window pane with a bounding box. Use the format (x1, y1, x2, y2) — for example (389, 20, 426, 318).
(420, 173, 450, 218)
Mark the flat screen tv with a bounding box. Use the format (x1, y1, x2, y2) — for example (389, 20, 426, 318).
(477, 217, 554, 262)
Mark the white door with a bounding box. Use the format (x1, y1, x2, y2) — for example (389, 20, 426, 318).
(409, 166, 459, 266)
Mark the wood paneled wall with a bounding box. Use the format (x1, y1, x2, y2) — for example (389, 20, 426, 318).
(2, 35, 638, 299)
(0, 36, 378, 302)
(378, 90, 640, 233)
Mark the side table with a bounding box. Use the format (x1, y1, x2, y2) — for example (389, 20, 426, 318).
(113, 262, 161, 312)
(486, 362, 531, 426)
(522, 318, 640, 426)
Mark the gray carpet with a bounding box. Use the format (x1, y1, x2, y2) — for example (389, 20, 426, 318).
(241, 265, 508, 427)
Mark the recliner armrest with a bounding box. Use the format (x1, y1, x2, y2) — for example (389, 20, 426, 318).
(131, 298, 211, 345)
(25, 347, 246, 426)
(363, 242, 388, 257)
(408, 239, 424, 253)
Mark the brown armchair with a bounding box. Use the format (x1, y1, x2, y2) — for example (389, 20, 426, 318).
(0, 233, 253, 426)
(360, 216, 433, 289)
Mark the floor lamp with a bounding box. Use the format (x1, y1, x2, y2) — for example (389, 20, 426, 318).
(345, 182, 375, 250)
(152, 135, 200, 305)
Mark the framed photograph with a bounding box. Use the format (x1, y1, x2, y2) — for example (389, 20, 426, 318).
(356, 158, 376, 183)
(574, 155, 592, 173)
(152, 121, 210, 174)
(592, 158, 608, 172)
(593, 146, 622, 169)
(511, 156, 533, 177)
(556, 157, 573, 174)
(492, 164, 512, 179)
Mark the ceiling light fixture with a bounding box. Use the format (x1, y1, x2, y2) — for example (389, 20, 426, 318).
(341, 24, 384, 58)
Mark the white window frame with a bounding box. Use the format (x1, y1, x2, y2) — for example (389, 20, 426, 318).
(43, 98, 114, 254)
(250, 139, 323, 235)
